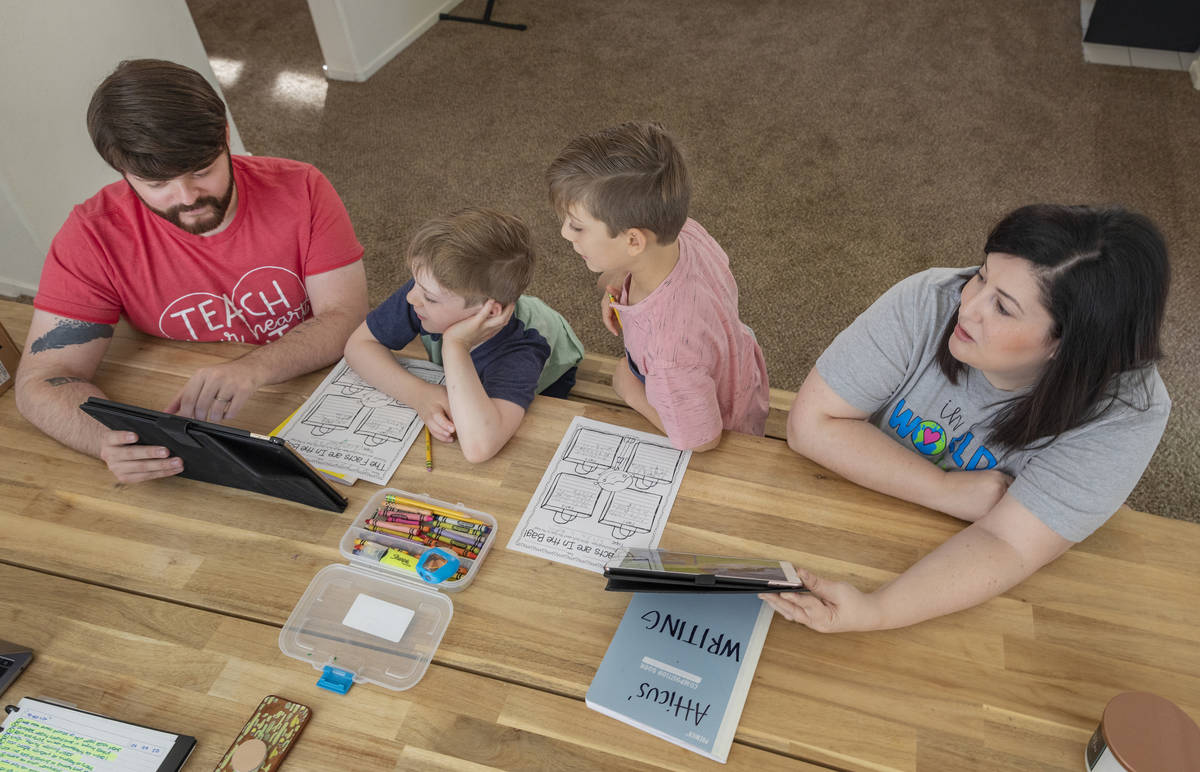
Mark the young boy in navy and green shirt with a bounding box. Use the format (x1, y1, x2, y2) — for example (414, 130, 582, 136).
(345, 207, 583, 463)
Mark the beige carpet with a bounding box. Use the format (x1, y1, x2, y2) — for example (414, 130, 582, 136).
(180, 0, 1194, 522)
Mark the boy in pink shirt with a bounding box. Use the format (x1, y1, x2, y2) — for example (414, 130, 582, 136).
(547, 121, 768, 451)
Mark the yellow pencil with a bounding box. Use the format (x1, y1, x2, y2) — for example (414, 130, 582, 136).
(424, 427, 433, 472)
(608, 293, 623, 331)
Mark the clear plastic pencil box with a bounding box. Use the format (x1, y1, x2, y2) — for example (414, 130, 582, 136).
(279, 487, 498, 693)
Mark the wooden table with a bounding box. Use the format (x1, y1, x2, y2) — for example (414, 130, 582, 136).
(2, 299, 1198, 771)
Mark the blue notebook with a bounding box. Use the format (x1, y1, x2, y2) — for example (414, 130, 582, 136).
(585, 592, 774, 763)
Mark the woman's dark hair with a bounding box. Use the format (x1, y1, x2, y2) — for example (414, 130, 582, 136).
(934, 203, 1170, 449)
(87, 59, 228, 180)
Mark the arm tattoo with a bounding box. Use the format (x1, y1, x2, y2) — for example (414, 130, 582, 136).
(30, 319, 114, 354)
(45, 376, 89, 387)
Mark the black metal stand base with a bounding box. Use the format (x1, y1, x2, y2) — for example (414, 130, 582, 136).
(440, 0, 526, 31)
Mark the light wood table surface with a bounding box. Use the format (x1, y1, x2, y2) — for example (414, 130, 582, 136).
(2, 299, 1198, 771)
(0, 563, 808, 771)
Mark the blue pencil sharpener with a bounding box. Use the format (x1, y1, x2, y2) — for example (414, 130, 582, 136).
(416, 547, 460, 584)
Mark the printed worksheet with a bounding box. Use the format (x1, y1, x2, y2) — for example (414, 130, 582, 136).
(274, 357, 444, 486)
(508, 416, 691, 573)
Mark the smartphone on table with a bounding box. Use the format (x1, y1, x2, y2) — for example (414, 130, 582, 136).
(214, 695, 311, 772)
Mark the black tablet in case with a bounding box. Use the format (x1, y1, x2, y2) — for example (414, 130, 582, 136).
(80, 397, 348, 512)
(603, 547, 808, 593)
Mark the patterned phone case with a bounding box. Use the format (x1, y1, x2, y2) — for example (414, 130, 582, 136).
(214, 695, 311, 772)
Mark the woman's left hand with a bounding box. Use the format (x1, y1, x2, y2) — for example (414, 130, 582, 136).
(760, 568, 885, 633)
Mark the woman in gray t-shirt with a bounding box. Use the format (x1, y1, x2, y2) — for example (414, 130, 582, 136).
(764, 204, 1171, 633)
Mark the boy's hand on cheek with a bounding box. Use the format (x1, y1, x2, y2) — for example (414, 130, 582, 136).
(443, 300, 510, 350)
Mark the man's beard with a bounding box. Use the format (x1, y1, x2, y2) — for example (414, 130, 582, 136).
(141, 156, 236, 235)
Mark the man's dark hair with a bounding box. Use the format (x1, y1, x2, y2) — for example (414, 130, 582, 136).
(935, 203, 1170, 449)
(87, 59, 228, 180)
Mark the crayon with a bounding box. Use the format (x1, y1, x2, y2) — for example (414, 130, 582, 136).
(400, 531, 446, 553)
(376, 511, 432, 526)
(365, 516, 420, 531)
(434, 530, 488, 547)
(375, 517, 425, 531)
(422, 528, 482, 547)
(365, 519, 424, 539)
(400, 529, 477, 559)
(432, 513, 492, 530)
(437, 544, 478, 560)
(428, 526, 486, 549)
(431, 514, 491, 534)
(377, 516, 435, 530)
(425, 533, 479, 559)
(431, 513, 492, 534)
(366, 526, 427, 544)
(428, 535, 483, 557)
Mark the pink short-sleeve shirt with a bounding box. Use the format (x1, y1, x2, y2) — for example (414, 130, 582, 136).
(615, 219, 769, 449)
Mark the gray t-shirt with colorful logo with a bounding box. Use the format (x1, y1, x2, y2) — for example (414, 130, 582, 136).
(815, 267, 1170, 542)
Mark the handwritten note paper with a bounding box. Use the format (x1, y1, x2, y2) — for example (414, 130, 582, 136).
(508, 416, 691, 573)
(0, 698, 179, 771)
(274, 357, 445, 486)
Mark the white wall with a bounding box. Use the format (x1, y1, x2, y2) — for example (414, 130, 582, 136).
(0, 174, 40, 295)
(0, 0, 244, 297)
(307, 0, 458, 82)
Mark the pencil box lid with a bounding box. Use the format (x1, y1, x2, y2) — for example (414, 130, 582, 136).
(278, 563, 451, 692)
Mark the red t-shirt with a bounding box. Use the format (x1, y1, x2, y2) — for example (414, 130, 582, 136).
(34, 155, 364, 343)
